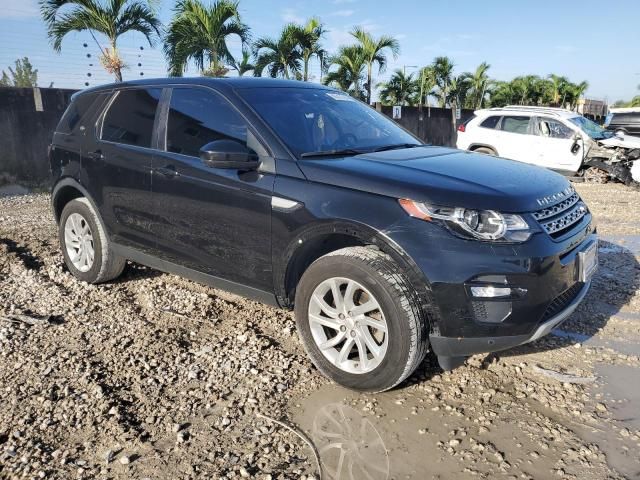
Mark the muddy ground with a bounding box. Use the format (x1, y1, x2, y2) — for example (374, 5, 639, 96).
(0, 183, 639, 480)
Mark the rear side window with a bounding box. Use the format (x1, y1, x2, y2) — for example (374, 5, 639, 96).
(165, 88, 248, 157)
(480, 116, 500, 129)
(500, 116, 530, 135)
(57, 93, 100, 134)
(101, 88, 162, 147)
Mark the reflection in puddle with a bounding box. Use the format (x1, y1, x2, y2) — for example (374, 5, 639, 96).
(312, 403, 389, 480)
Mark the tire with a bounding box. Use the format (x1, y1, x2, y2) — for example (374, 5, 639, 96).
(294, 246, 429, 392)
(473, 147, 496, 155)
(59, 198, 126, 284)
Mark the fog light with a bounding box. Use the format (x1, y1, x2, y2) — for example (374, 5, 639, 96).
(470, 286, 512, 298)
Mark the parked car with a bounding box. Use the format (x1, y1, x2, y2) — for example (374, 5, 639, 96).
(50, 79, 598, 392)
(456, 106, 640, 184)
(605, 108, 640, 137)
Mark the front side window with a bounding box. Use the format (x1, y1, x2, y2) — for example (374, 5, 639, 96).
(101, 88, 161, 147)
(166, 88, 249, 157)
(237, 87, 419, 157)
(500, 116, 531, 135)
(537, 118, 574, 139)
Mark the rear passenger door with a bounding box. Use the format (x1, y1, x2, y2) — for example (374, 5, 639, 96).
(150, 86, 275, 292)
(87, 87, 162, 251)
(493, 115, 541, 166)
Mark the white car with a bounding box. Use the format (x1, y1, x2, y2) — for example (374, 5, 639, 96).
(456, 106, 640, 184)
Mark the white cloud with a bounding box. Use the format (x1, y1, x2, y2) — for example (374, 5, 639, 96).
(0, 0, 38, 18)
(332, 0, 357, 3)
(331, 9, 355, 17)
(395, 33, 407, 40)
(281, 8, 304, 24)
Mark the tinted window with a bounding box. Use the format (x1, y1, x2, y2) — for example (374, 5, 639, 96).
(480, 116, 500, 129)
(101, 88, 161, 147)
(237, 87, 419, 157)
(166, 88, 248, 157)
(58, 93, 102, 134)
(537, 118, 574, 139)
(500, 116, 530, 135)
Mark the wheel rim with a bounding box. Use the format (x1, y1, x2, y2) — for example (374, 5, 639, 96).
(64, 213, 95, 273)
(308, 277, 388, 374)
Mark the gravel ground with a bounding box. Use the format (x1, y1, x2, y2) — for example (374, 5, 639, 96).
(1, 183, 639, 479)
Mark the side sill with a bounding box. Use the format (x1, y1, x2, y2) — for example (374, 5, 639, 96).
(112, 243, 280, 308)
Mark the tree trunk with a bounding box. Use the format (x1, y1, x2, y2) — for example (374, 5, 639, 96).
(366, 62, 373, 105)
(114, 67, 122, 82)
(303, 55, 309, 82)
(451, 98, 458, 147)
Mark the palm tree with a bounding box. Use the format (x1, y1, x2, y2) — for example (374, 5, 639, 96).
(448, 74, 471, 142)
(294, 17, 326, 81)
(567, 80, 589, 110)
(378, 69, 418, 106)
(417, 66, 436, 108)
(231, 48, 254, 76)
(350, 27, 400, 105)
(40, 0, 161, 82)
(465, 62, 491, 109)
(548, 74, 569, 107)
(323, 45, 367, 100)
(164, 0, 250, 77)
(253, 24, 302, 79)
(431, 56, 455, 108)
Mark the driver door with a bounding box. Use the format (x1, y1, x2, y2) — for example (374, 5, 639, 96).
(533, 116, 583, 173)
(150, 86, 275, 292)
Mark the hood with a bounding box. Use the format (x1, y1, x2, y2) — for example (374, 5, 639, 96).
(298, 146, 571, 213)
(598, 134, 640, 150)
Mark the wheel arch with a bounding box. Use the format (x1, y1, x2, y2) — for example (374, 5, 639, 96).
(468, 143, 498, 155)
(51, 178, 99, 225)
(276, 221, 437, 332)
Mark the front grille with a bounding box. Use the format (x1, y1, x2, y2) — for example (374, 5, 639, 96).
(540, 282, 582, 322)
(533, 192, 588, 238)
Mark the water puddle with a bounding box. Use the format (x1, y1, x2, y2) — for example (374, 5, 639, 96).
(552, 328, 640, 357)
(599, 234, 640, 257)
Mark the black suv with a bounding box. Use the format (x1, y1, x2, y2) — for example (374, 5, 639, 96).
(605, 109, 640, 137)
(49, 78, 597, 392)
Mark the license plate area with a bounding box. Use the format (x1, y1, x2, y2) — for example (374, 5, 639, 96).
(577, 241, 598, 283)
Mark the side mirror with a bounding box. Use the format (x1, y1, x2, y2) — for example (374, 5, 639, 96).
(199, 139, 260, 170)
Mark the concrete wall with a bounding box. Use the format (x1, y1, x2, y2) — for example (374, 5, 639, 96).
(379, 105, 475, 147)
(0, 87, 77, 186)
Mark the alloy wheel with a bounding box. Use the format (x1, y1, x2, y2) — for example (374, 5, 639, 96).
(308, 277, 388, 374)
(64, 212, 95, 273)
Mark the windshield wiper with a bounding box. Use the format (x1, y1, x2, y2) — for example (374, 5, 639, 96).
(300, 148, 366, 158)
(370, 143, 424, 152)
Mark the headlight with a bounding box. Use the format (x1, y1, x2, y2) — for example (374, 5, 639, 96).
(399, 199, 532, 242)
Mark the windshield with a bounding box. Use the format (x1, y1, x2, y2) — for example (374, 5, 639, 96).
(569, 116, 614, 140)
(238, 87, 421, 157)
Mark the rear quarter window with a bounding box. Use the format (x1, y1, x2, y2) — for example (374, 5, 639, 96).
(479, 116, 500, 129)
(56, 93, 101, 134)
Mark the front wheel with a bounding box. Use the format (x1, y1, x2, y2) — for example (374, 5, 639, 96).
(294, 247, 429, 392)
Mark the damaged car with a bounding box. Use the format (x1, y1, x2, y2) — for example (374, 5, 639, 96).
(456, 106, 640, 185)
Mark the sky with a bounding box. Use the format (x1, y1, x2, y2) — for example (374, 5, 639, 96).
(0, 0, 638, 103)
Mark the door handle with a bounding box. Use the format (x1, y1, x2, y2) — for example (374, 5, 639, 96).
(155, 165, 180, 178)
(86, 150, 103, 160)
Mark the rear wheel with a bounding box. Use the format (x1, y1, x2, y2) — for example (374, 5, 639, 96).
(59, 198, 126, 284)
(294, 247, 429, 392)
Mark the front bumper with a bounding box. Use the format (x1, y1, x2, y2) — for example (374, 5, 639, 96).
(383, 209, 596, 363)
(429, 279, 591, 358)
